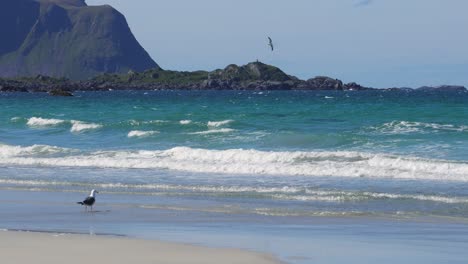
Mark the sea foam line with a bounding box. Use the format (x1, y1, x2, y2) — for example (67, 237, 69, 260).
(207, 120, 234, 127)
(23, 117, 102, 132)
(1, 178, 466, 204)
(27, 117, 67, 127)
(180, 120, 192, 125)
(0, 144, 467, 182)
(128, 130, 159, 138)
(70, 120, 102, 133)
(370, 120, 468, 135)
(189, 128, 235, 135)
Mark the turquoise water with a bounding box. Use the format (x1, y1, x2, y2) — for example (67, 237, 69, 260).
(1, 90, 468, 263)
(1, 90, 468, 218)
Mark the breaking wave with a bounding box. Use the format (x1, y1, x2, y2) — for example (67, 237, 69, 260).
(27, 117, 67, 127)
(70, 121, 102, 133)
(207, 120, 234, 127)
(370, 121, 468, 135)
(0, 144, 467, 182)
(127, 130, 159, 138)
(179, 120, 192, 125)
(1, 179, 467, 205)
(20, 117, 102, 133)
(190, 128, 235, 135)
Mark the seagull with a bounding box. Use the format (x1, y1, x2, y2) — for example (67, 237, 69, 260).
(268, 37, 274, 51)
(77, 189, 99, 212)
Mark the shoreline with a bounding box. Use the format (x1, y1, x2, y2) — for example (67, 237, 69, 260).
(0, 230, 282, 264)
(2, 189, 468, 264)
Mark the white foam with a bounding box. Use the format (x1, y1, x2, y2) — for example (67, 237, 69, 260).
(127, 130, 159, 138)
(207, 120, 234, 127)
(144, 120, 169, 124)
(27, 117, 66, 127)
(180, 120, 192, 125)
(0, 144, 72, 158)
(360, 192, 468, 204)
(371, 121, 468, 135)
(190, 128, 235, 135)
(1, 177, 467, 205)
(0, 144, 467, 182)
(70, 120, 102, 133)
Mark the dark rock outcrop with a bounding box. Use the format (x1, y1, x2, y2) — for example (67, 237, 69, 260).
(0, 0, 159, 80)
(297, 76, 344, 90)
(416, 85, 467, 92)
(48, 89, 74, 96)
(2, 61, 464, 92)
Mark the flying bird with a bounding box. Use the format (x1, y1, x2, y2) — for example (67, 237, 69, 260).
(268, 37, 274, 51)
(77, 189, 99, 212)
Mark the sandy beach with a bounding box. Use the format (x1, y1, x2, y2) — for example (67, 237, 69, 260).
(0, 231, 280, 264)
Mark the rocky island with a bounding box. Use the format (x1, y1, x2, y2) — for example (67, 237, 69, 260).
(0, 0, 465, 93)
(0, 61, 372, 92)
(1, 61, 466, 93)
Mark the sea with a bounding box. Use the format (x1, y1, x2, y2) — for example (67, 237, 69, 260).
(1, 90, 468, 263)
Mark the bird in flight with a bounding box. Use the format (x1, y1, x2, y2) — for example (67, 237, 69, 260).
(268, 37, 274, 51)
(77, 189, 99, 212)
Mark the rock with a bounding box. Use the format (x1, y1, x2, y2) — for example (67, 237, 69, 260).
(302, 76, 344, 90)
(1, 61, 465, 92)
(0, 0, 158, 80)
(48, 89, 74, 96)
(212, 62, 293, 82)
(416, 85, 467, 92)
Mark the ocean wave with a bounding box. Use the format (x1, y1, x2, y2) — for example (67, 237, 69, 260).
(144, 120, 169, 124)
(0, 144, 467, 181)
(179, 120, 192, 125)
(189, 128, 235, 135)
(127, 130, 159, 138)
(27, 117, 67, 127)
(370, 121, 468, 135)
(207, 120, 234, 127)
(137, 205, 370, 217)
(10, 117, 25, 122)
(21, 117, 103, 133)
(0, 144, 73, 157)
(70, 120, 102, 133)
(252, 208, 369, 217)
(1, 178, 467, 204)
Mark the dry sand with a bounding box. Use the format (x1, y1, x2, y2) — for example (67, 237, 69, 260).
(0, 231, 281, 264)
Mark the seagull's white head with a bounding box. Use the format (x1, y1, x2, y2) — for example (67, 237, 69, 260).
(89, 189, 99, 197)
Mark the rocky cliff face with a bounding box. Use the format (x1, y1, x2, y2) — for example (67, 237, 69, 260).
(0, 0, 158, 80)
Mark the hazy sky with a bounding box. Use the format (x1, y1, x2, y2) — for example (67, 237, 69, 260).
(86, 0, 468, 87)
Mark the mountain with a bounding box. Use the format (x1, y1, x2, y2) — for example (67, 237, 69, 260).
(0, 0, 159, 80)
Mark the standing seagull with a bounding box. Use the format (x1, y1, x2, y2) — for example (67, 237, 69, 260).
(268, 37, 274, 51)
(77, 189, 99, 212)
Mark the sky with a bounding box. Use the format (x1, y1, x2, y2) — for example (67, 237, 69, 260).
(86, 0, 468, 88)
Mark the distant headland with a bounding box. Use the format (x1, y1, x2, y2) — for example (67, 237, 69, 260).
(1, 61, 466, 93)
(0, 0, 466, 93)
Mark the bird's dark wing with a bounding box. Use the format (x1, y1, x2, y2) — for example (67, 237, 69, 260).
(82, 197, 95, 206)
(268, 37, 274, 51)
